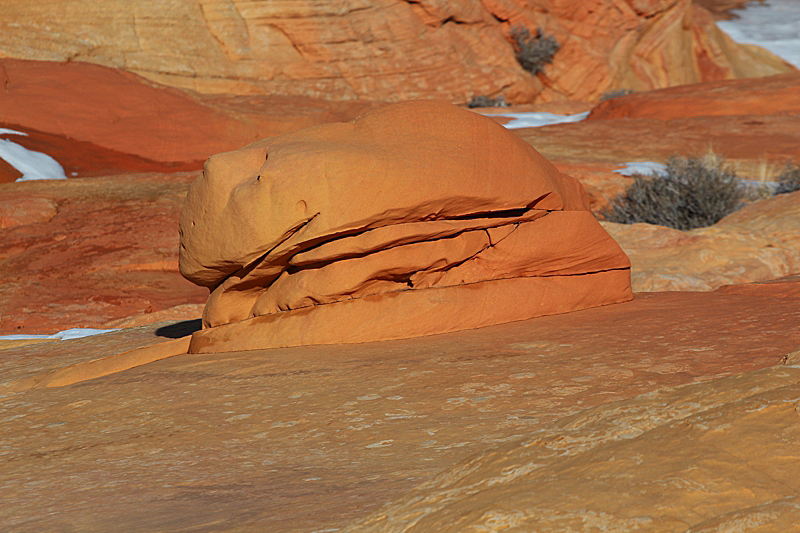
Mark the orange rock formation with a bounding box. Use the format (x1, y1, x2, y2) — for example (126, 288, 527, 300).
(0, 59, 376, 172)
(588, 72, 800, 121)
(179, 101, 632, 351)
(0, 0, 793, 104)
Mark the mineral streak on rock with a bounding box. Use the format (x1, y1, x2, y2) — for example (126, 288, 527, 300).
(179, 101, 632, 351)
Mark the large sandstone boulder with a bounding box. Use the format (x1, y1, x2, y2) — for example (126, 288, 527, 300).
(179, 101, 632, 351)
(0, 0, 793, 104)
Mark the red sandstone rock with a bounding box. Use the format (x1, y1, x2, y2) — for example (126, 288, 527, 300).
(0, 59, 377, 173)
(588, 72, 800, 121)
(0, 1, 792, 105)
(179, 101, 631, 351)
(693, 0, 761, 19)
(0, 173, 208, 334)
(343, 365, 800, 533)
(0, 125, 198, 184)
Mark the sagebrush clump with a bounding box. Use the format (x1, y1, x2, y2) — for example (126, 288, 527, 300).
(775, 162, 800, 194)
(600, 88, 635, 101)
(511, 26, 560, 75)
(467, 95, 509, 108)
(600, 155, 746, 230)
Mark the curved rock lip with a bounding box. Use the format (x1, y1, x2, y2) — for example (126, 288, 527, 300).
(179, 101, 632, 350)
(587, 73, 800, 121)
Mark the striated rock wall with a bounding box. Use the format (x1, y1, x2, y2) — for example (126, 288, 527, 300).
(0, 0, 794, 104)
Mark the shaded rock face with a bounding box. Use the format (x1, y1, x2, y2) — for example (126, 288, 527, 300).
(179, 101, 632, 351)
(0, 0, 793, 104)
(2, 276, 799, 533)
(0, 124, 199, 184)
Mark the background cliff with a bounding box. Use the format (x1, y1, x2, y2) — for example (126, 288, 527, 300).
(0, 0, 795, 104)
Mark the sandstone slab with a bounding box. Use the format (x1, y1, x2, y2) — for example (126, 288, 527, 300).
(180, 101, 631, 350)
(0, 59, 377, 174)
(0, 173, 208, 334)
(588, 72, 800, 121)
(1, 277, 799, 532)
(344, 364, 800, 533)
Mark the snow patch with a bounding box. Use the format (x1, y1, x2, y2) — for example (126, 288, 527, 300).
(0, 128, 28, 136)
(0, 328, 120, 341)
(717, 0, 800, 69)
(487, 111, 590, 129)
(613, 162, 668, 177)
(0, 139, 67, 181)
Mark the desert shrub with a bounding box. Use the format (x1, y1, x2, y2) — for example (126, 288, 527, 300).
(467, 95, 509, 108)
(775, 161, 800, 195)
(600, 88, 635, 101)
(510, 26, 560, 75)
(600, 155, 747, 230)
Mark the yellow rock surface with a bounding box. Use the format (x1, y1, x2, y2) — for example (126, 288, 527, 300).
(2, 277, 799, 532)
(343, 364, 800, 532)
(0, 0, 793, 103)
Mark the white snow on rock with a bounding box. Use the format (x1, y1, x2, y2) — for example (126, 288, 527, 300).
(717, 0, 800, 69)
(613, 162, 668, 177)
(0, 328, 120, 341)
(0, 128, 28, 136)
(487, 111, 590, 129)
(0, 139, 67, 181)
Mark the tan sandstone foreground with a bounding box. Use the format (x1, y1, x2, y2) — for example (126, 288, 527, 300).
(2, 275, 799, 532)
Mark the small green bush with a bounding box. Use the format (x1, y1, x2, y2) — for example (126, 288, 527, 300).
(467, 95, 508, 108)
(775, 162, 800, 195)
(511, 26, 560, 75)
(600, 155, 747, 230)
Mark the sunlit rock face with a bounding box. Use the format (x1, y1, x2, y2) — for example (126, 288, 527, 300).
(0, 1, 794, 104)
(179, 101, 632, 351)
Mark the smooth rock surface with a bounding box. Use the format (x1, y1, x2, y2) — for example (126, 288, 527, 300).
(343, 364, 800, 533)
(603, 190, 800, 292)
(0, 59, 377, 173)
(588, 72, 800, 120)
(180, 101, 632, 350)
(0, 0, 793, 104)
(2, 277, 799, 532)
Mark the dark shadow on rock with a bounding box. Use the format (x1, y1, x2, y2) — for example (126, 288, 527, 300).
(156, 319, 202, 339)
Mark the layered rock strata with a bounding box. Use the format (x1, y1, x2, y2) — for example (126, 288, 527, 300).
(0, 0, 793, 104)
(179, 101, 632, 351)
